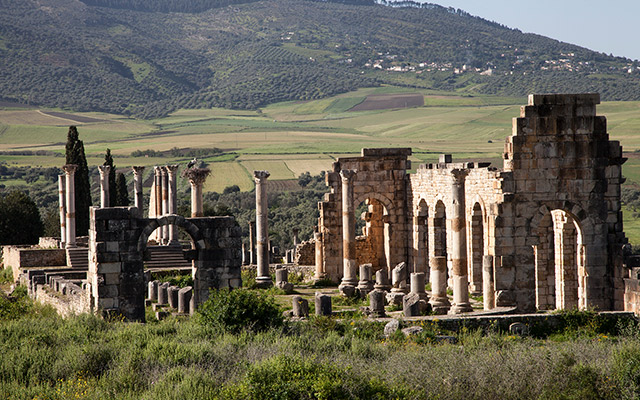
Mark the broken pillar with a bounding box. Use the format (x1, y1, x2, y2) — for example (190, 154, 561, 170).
(429, 256, 450, 314)
(62, 164, 77, 248)
(292, 295, 309, 318)
(98, 165, 110, 208)
(315, 293, 332, 316)
(254, 170, 272, 288)
(132, 166, 145, 217)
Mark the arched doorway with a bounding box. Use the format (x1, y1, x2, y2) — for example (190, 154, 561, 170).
(534, 209, 586, 310)
(353, 194, 393, 274)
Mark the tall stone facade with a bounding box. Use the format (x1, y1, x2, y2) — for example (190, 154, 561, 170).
(316, 94, 628, 313)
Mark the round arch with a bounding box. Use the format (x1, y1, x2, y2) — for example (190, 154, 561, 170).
(137, 214, 204, 253)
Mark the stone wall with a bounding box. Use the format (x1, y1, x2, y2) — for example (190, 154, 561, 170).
(315, 93, 628, 313)
(35, 281, 91, 318)
(2, 246, 66, 282)
(293, 239, 315, 266)
(89, 206, 242, 321)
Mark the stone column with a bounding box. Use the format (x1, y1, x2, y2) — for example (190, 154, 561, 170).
(165, 165, 179, 245)
(98, 165, 110, 208)
(132, 166, 145, 217)
(413, 214, 427, 274)
(292, 228, 299, 247)
(153, 166, 163, 242)
(314, 227, 326, 282)
(185, 168, 210, 217)
(58, 174, 66, 249)
(254, 170, 272, 288)
(62, 164, 77, 248)
(161, 166, 169, 244)
(339, 169, 357, 295)
(249, 221, 256, 265)
(450, 169, 473, 314)
(429, 256, 449, 314)
(482, 255, 495, 310)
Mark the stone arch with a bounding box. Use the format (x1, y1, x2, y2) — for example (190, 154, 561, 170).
(137, 214, 204, 254)
(353, 192, 394, 271)
(529, 202, 590, 310)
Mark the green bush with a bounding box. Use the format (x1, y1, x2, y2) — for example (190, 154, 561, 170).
(219, 354, 407, 400)
(197, 289, 283, 333)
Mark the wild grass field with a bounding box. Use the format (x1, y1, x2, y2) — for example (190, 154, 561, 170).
(2, 87, 640, 241)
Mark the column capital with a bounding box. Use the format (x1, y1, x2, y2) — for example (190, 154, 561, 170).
(132, 166, 145, 175)
(164, 164, 179, 176)
(253, 170, 270, 182)
(340, 169, 357, 183)
(62, 164, 77, 175)
(451, 168, 469, 182)
(184, 167, 211, 186)
(98, 165, 111, 177)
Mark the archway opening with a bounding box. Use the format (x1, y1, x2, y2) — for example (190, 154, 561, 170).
(413, 199, 429, 275)
(468, 202, 484, 295)
(429, 200, 447, 283)
(355, 197, 390, 273)
(535, 209, 585, 310)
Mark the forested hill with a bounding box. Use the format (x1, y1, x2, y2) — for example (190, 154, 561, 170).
(1, 0, 639, 118)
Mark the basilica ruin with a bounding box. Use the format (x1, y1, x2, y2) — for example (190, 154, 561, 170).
(5, 93, 640, 319)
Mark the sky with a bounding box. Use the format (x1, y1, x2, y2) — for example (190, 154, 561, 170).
(425, 0, 640, 61)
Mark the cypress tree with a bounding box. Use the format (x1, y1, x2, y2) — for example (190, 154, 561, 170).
(104, 148, 117, 207)
(65, 126, 92, 236)
(115, 172, 130, 206)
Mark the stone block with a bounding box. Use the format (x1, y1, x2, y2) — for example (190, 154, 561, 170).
(292, 296, 309, 318)
(315, 293, 332, 316)
(97, 262, 121, 274)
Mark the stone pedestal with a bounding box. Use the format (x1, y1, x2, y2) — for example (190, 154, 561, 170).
(483, 255, 495, 310)
(315, 293, 332, 316)
(168, 286, 179, 309)
(403, 293, 421, 317)
(98, 165, 110, 208)
(275, 267, 293, 293)
(339, 169, 358, 295)
(178, 286, 193, 314)
(410, 272, 428, 301)
(148, 280, 159, 301)
(374, 269, 391, 291)
(429, 256, 450, 314)
(62, 164, 77, 248)
(369, 289, 386, 318)
(357, 263, 374, 296)
(292, 296, 309, 318)
(254, 170, 273, 288)
(157, 282, 169, 305)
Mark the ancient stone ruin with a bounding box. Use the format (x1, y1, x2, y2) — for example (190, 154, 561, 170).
(314, 93, 630, 313)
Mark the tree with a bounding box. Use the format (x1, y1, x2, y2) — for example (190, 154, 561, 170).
(115, 172, 129, 206)
(104, 148, 117, 207)
(65, 126, 92, 236)
(0, 190, 43, 245)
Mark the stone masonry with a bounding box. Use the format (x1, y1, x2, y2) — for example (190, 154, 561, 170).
(316, 94, 630, 313)
(88, 206, 242, 321)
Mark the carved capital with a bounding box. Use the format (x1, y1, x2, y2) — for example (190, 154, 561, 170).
(98, 165, 111, 177)
(339, 169, 357, 183)
(62, 164, 77, 175)
(253, 170, 270, 183)
(164, 164, 179, 177)
(131, 166, 145, 176)
(153, 166, 163, 177)
(451, 168, 469, 182)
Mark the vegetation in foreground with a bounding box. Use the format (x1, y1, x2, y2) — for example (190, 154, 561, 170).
(2, 287, 640, 399)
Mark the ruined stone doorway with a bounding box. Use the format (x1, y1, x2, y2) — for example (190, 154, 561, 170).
(534, 210, 586, 310)
(413, 199, 429, 275)
(355, 197, 390, 273)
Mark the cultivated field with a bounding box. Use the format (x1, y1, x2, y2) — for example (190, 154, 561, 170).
(2, 87, 640, 240)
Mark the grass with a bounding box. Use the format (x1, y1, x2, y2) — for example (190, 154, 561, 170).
(2, 290, 640, 399)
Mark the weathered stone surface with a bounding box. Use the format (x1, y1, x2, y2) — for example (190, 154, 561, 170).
(384, 319, 400, 337)
(315, 293, 332, 316)
(292, 296, 309, 318)
(369, 289, 386, 318)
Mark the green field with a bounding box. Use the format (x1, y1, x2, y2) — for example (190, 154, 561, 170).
(2, 88, 640, 241)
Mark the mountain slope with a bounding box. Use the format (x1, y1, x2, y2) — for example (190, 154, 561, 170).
(0, 0, 638, 118)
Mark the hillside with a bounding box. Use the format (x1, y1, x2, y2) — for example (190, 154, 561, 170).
(1, 0, 639, 118)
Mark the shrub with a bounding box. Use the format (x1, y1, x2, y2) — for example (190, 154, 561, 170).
(197, 289, 283, 333)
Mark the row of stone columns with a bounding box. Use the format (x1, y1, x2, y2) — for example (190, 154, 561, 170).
(59, 163, 211, 248)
